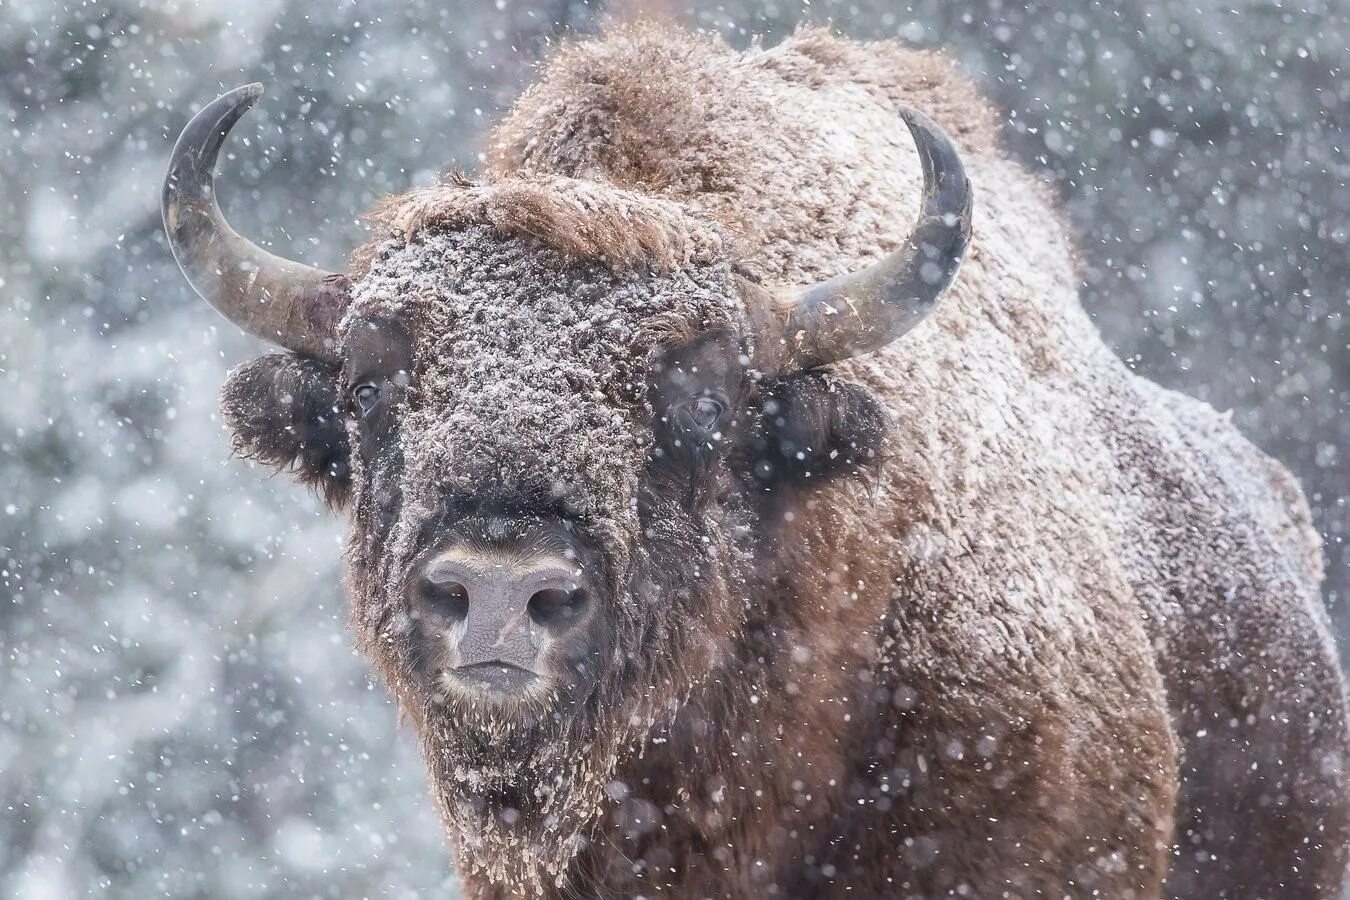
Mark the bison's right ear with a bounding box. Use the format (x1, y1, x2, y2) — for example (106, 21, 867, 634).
(741, 372, 886, 488)
(220, 354, 350, 507)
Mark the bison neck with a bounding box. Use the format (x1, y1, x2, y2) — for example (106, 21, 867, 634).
(593, 510, 896, 895)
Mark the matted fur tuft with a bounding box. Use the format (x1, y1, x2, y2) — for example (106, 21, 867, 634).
(220, 354, 350, 508)
(351, 174, 729, 278)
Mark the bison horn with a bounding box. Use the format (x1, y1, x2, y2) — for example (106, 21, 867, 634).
(751, 107, 973, 373)
(162, 84, 347, 362)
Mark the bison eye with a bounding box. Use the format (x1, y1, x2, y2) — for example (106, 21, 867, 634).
(352, 382, 380, 415)
(689, 396, 724, 431)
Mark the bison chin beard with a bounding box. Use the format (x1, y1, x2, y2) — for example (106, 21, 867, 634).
(419, 685, 634, 893)
(373, 494, 749, 894)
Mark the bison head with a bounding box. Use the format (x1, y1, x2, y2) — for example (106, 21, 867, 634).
(163, 83, 970, 887)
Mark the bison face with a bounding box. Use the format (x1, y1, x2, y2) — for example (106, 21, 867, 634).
(331, 227, 753, 739)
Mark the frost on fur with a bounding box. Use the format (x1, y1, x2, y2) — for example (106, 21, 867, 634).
(206, 23, 1348, 899)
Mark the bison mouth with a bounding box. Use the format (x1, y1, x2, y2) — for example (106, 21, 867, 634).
(433, 662, 560, 712)
(451, 661, 539, 696)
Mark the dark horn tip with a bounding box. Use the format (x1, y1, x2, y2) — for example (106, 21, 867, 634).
(164, 83, 268, 190)
(214, 82, 265, 107)
(205, 82, 266, 131)
(224, 82, 266, 112)
(895, 104, 951, 149)
(161, 82, 346, 362)
(895, 104, 927, 133)
(896, 106, 972, 236)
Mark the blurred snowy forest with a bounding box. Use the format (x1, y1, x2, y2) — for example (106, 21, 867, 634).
(1, 0, 1346, 896)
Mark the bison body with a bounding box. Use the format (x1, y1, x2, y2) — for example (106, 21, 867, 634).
(169, 23, 1348, 899)
(472, 27, 1348, 897)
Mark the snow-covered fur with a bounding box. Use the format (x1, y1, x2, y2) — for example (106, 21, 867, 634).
(222, 23, 1348, 898)
(340, 223, 751, 887)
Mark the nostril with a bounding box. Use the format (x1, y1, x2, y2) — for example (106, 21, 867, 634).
(419, 578, 469, 623)
(528, 587, 587, 629)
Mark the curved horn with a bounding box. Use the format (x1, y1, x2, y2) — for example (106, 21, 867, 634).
(162, 83, 347, 361)
(751, 107, 973, 373)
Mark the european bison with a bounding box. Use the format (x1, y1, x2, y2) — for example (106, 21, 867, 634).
(162, 24, 1348, 898)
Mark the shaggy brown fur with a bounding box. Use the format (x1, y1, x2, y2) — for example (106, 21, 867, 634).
(220, 23, 1348, 899)
(353, 174, 728, 276)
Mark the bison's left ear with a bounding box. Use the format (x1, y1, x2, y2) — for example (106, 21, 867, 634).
(220, 354, 350, 507)
(740, 372, 886, 487)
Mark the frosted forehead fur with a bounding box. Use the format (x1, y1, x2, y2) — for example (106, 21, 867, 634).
(352, 173, 732, 276)
(343, 208, 743, 531)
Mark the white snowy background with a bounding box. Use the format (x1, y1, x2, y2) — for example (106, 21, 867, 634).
(1, 0, 1346, 896)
